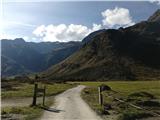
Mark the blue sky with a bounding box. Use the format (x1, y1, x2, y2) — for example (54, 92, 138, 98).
(1, 1, 160, 42)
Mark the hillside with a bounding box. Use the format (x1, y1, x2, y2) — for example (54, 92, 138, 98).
(45, 44, 81, 68)
(1, 55, 29, 76)
(41, 9, 160, 81)
(1, 39, 81, 77)
(148, 9, 160, 22)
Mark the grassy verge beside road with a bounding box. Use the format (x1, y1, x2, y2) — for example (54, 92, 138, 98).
(78, 81, 160, 120)
(2, 81, 76, 98)
(2, 105, 45, 120)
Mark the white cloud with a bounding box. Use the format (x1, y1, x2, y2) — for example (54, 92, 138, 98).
(33, 23, 102, 42)
(32, 7, 135, 42)
(101, 7, 135, 28)
(33, 25, 46, 37)
(23, 36, 29, 41)
(150, 0, 160, 5)
(92, 23, 102, 31)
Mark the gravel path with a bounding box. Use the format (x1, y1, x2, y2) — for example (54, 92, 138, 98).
(40, 85, 102, 120)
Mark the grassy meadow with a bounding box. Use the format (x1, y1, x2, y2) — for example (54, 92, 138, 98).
(78, 81, 160, 120)
(79, 81, 160, 98)
(2, 81, 76, 98)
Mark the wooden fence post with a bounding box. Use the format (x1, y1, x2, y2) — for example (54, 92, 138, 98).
(32, 83, 38, 106)
(43, 86, 46, 106)
(98, 86, 103, 106)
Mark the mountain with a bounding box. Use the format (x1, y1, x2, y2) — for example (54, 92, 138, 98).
(82, 29, 106, 44)
(1, 39, 81, 77)
(148, 9, 160, 22)
(44, 43, 81, 68)
(2, 38, 44, 73)
(1, 55, 29, 76)
(41, 9, 160, 81)
(27, 41, 81, 54)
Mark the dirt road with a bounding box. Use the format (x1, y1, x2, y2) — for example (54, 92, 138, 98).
(40, 85, 102, 120)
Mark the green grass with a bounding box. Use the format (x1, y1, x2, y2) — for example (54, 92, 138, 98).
(78, 81, 160, 98)
(2, 82, 76, 98)
(119, 109, 153, 120)
(78, 81, 160, 120)
(81, 86, 103, 114)
(1, 100, 53, 120)
(2, 106, 42, 120)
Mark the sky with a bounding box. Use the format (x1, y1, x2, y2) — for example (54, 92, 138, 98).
(1, 0, 160, 42)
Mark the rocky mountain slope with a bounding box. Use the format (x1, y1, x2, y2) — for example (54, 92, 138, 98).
(41, 9, 160, 81)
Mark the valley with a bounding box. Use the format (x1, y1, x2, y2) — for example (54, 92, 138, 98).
(1, 2, 160, 120)
(1, 39, 81, 77)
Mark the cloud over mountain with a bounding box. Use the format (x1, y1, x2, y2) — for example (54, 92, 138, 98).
(150, 0, 160, 5)
(33, 7, 134, 42)
(101, 7, 135, 28)
(33, 24, 101, 42)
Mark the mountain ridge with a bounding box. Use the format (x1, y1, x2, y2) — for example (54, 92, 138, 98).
(1, 39, 81, 77)
(148, 9, 160, 22)
(41, 9, 160, 81)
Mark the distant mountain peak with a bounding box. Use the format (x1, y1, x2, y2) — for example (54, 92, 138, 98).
(148, 9, 160, 22)
(1, 38, 26, 43)
(1, 38, 81, 77)
(14, 38, 25, 42)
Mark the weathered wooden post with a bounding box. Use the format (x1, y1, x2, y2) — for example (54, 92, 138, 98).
(98, 84, 111, 106)
(98, 86, 103, 106)
(32, 74, 39, 106)
(32, 83, 38, 106)
(43, 86, 46, 106)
